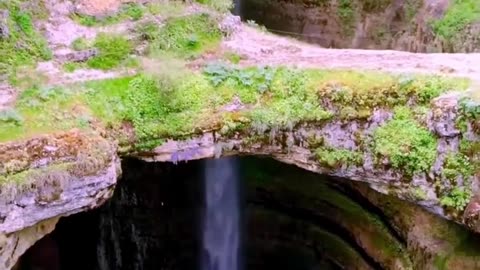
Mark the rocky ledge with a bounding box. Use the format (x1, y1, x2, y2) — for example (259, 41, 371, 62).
(140, 90, 480, 233)
(0, 130, 119, 270)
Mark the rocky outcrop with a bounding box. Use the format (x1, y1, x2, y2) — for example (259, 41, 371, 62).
(0, 10, 9, 40)
(139, 90, 480, 233)
(0, 130, 120, 269)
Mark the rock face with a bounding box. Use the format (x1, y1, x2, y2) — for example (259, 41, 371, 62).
(0, 130, 120, 270)
(140, 91, 480, 233)
(237, 0, 480, 53)
(0, 10, 9, 40)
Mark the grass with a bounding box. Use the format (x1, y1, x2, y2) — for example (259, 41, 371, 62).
(87, 33, 132, 70)
(0, 1, 52, 82)
(143, 13, 222, 58)
(432, 0, 480, 41)
(0, 85, 88, 142)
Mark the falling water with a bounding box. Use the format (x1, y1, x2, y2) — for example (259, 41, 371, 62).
(202, 157, 241, 270)
(232, 0, 242, 16)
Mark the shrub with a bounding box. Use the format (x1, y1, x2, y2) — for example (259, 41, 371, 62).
(372, 107, 438, 176)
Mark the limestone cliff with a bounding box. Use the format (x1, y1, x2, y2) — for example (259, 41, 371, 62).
(238, 0, 480, 53)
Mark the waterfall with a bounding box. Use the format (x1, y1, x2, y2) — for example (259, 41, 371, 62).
(233, 0, 242, 16)
(202, 157, 241, 270)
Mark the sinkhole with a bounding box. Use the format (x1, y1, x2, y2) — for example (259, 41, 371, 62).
(14, 156, 480, 270)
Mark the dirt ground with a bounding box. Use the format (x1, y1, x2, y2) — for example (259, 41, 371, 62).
(223, 26, 480, 83)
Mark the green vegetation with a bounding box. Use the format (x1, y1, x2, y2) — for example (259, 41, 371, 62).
(0, 109, 23, 126)
(440, 187, 472, 211)
(0, 85, 86, 142)
(194, 0, 233, 13)
(223, 51, 242, 64)
(146, 1, 186, 17)
(141, 13, 222, 58)
(0, 1, 52, 81)
(71, 37, 90, 51)
(432, 0, 480, 41)
(315, 147, 363, 168)
(62, 62, 82, 73)
(87, 33, 132, 70)
(441, 152, 474, 181)
(337, 0, 356, 35)
(372, 107, 437, 176)
(71, 2, 145, 27)
(318, 73, 466, 120)
(408, 186, 428, 201)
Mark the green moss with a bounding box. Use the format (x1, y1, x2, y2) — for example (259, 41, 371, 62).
(148, 13, 222, 58)
(87, 33, 132, 70)
(432, 0, 480, 41)
(315, 147, 363, 169)
(372, 107, 437, 176)
(317, 72, 466, 120)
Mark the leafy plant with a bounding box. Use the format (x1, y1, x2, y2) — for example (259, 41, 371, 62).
(372, 107, 438, 176)
(442, 152, 474, 181)
(316, 147, 363, 168)
(440, 187, 472, 211)
(203, 62, 276, 93)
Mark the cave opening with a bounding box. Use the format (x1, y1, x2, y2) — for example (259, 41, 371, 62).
(16, 156, 437, 270)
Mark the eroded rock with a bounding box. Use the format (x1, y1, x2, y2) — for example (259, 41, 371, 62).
(0, 130, 120, 269)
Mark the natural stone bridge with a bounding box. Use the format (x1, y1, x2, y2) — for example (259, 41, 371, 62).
(1, 0, 480, 269)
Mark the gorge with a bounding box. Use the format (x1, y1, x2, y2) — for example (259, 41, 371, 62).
(1, 0, 480, 269)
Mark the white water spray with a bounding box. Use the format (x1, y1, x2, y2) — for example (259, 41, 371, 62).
(202, 157, 240, 270)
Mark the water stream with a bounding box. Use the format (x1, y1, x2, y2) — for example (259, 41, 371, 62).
(201, 157, 241, 270)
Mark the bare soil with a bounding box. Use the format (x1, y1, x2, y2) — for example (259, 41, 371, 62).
(223, 26, 480, 83)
